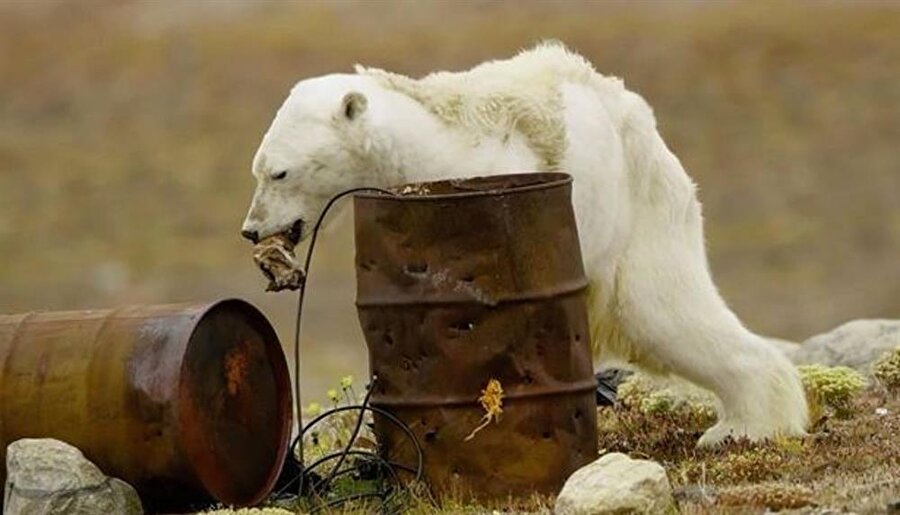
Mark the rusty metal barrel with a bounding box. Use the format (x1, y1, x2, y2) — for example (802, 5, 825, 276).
(354, 172, 598, 500)
(0, 299, 292, 511)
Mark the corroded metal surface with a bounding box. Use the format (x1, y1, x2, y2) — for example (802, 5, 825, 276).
(0, 299, 292, 511)
(354, 172, 598, 500)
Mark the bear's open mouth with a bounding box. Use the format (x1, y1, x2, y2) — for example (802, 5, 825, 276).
(286, 219, 305, 245)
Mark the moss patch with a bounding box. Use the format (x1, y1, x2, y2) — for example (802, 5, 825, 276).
(874, 346, 900, 391)
(599, 384, 900, 513)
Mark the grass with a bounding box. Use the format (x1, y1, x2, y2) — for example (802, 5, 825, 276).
(200, 365, 899, 514)
(599, 385, 900, 513)
(202, 383, 900, 514)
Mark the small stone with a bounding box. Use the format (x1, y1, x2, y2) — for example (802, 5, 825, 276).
(555, 452, 674, 515)
(4, 438, 143, 515)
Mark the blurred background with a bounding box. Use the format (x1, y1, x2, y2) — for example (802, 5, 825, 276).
(1, 0, 898, 400)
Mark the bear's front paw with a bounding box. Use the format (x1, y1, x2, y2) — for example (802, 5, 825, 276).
(697, 421, 742, 447)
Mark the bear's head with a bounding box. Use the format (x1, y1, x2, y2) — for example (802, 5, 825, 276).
(241, 76, 375, 244)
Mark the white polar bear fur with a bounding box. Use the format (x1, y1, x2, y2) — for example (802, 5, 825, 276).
(242, 43, 808, 446)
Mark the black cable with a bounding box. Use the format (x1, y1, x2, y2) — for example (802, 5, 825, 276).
(284, 186, 426, 514)
(313, 383, 376, 491)
(292, 187, 395, 498)
(300, 404, 424, 483)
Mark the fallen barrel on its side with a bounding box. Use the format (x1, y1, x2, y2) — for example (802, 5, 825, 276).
(0, 299, 292, 511)
(354, 172, 598, 501)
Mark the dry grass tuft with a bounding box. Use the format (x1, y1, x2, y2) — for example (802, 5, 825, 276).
(717, 482, 814, 511)
(599, 384, 900, 513)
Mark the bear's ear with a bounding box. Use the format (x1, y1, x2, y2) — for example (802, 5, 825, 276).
(341, 91, 368, 121)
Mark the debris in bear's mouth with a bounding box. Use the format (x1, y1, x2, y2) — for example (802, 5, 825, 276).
(252, 233, 305, 292)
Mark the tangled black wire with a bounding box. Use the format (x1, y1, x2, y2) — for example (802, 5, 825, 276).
(271, 187, 425, 514)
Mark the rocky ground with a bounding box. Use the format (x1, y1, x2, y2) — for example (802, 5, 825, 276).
(5, 326, 898, 515)
(598, 379, 900, 513)
(208, 336, 900, 514)
(6, 330, 898, 515)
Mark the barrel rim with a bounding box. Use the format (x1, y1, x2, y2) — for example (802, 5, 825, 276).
(353, 171, 572, 201)
(175, 297, 292, 507)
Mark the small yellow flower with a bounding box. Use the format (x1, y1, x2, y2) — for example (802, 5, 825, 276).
(340, 375, 354, 389)
(305, 402, 321, 416)
(327, 389, 340, 403)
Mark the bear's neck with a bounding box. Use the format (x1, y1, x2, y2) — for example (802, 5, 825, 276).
(368, 90, 543, 186)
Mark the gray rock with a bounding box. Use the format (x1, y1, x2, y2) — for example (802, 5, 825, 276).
(3, 438, 142, 515)
(788, 319, 900, 373)
(555, 452, 674, 515)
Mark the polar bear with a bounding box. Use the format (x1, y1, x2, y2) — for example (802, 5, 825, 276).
(241, 43, 808, 446)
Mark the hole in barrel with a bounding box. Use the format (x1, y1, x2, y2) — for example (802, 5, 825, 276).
(451, 321, 475, 332)
(405, 262, 428, 274)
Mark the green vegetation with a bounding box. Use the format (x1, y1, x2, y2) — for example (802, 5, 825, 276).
(799, 364, 868, 420)
(202, 373, 897, 513)
(716, 482, 814, 511)
(599, 378, 900, 513)
(617, 373, 717, 421)
(874, 346, 900, 391)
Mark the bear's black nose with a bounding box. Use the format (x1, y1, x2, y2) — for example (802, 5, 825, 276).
(241, 229, 259, 244)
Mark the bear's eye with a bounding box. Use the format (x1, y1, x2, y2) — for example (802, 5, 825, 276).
(272, 170, 288, 181)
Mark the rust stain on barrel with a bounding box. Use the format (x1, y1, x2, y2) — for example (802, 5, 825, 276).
(354, 172, 598, 501)
(0, 299, 292, 511)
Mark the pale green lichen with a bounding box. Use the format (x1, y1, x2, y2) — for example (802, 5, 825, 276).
(617, 373, 717, 420)
(799, 364, 867, 419)
(873, 346, 900, 391)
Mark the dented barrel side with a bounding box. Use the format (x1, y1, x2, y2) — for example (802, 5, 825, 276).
(0, 299, 292, 511)
(354, 173, 598, 500)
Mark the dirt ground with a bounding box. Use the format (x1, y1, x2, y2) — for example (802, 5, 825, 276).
(597, 386, 900, 514)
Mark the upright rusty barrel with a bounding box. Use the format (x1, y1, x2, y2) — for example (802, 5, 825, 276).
(354, 172, 598, 500)
(0, 299, 292, 511)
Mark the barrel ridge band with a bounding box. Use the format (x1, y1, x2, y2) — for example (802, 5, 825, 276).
(370, 378, 597, 408)
(356, 278, 589, 308)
